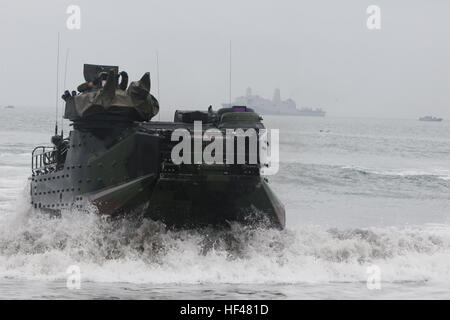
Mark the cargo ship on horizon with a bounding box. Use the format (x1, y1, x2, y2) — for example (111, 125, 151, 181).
(225, 88, 326, 117)
(419, 116, 443, 122)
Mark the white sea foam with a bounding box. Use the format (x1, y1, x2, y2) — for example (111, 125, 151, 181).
(0, 195, 449, 285)
(339, 165, 450, 180)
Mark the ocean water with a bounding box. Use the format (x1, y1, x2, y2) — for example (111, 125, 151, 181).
(0, 106, 449, 299)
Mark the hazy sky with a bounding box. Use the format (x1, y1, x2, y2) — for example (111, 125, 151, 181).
(1, 0, 449, 119)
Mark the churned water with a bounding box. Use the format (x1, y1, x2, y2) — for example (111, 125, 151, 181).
(0, 106, 449, 299)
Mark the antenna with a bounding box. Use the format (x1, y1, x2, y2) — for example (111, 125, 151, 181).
(63, 48, 70, 90)
(54, 32, 61, 136)
(156, 50, 160, 121)
(229, 40, 232, 106)
(62, 48, 70, 137)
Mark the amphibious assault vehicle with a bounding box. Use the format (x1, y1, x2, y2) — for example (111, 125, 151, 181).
(30, 64, 285, 228)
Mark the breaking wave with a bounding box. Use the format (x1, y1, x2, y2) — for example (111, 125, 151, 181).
(0, 191, 449, 285)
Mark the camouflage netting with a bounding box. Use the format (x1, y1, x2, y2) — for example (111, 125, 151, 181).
(64, 64, 159, 122)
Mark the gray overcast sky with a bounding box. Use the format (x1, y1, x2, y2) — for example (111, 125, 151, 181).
(1, 0, 449, 119)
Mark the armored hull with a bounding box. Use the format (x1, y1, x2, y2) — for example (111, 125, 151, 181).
(31, 121, 285, 228)
(30, 64, 285, 229)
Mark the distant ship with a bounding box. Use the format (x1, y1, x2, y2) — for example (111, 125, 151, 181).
(419, 116, 443, 122)
(295, 107, 326, 117)
(4, 105, 14, 109)
(227, 88, 326, 117)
